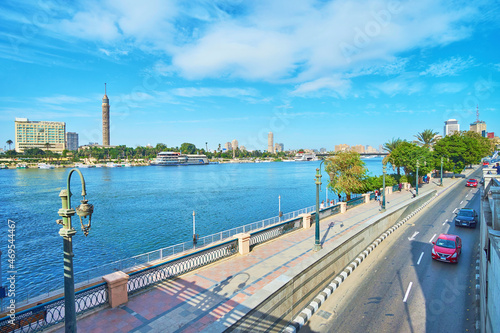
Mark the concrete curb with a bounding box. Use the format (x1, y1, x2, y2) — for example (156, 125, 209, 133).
(283, 194, 437, 333)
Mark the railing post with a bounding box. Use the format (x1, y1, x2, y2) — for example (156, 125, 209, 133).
(103, 271, 129, 308)
(340, 202, 347, 214)
(362, 193, 370, 203)
(234, 233, 251, 255)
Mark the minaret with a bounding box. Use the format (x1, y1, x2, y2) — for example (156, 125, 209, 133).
(102, 83, 110, 146)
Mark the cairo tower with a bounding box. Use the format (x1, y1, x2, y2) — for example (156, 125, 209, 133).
(102, 83, 110, 146)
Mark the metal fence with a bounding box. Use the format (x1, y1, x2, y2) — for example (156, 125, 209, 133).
(250, 217, 303, 248)
(74, 205, 318, 285)
(0, 283, 108, 333)
(127, 239, 239, 295)
(346, 196, 365, 209)
(392, 184, 400, 192)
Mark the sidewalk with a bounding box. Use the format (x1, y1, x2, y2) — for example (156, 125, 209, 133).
(54, 171, 477, 333)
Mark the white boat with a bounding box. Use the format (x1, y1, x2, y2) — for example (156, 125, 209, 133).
(294, 153, 318, 161)
(95, 164, 103, 168)
(122, 163, 132, 167)
(16, 163, 27, 169)
(75, 163, 92, 168)
(152, 152, 209, 166)
(106, 162, 118, 168)
(0, 164, 7, 169)
(38, 163, 55, 169)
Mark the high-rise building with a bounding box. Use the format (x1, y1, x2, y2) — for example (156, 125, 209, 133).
(470, 121, 487, 137)
(335, 144, 349, 152)
(102, 83, 110, 146)
(66, 132, 79, 151)
(320, 148, 327, 153)
(365, 146, 377, 153)
(351, 145, 365, 153)
(268, 132, 274, 153)
(240, 145, 246, 151)
(224, 142, 232, 151)
(444, 119, 460, 136)
(15, 118, 66, 153)
(232, 139, 239, 150)
(275, 143, 284, 153)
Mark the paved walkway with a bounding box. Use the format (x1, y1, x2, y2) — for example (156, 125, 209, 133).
(53, 172, 476, 333)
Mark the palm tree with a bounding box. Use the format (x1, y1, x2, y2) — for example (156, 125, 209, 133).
(383, 138, 403, 175)
(6, 140, 13, 150)
(414, 129, 439, 148)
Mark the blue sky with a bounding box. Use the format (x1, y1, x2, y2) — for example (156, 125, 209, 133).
(1, 0, 499, 152)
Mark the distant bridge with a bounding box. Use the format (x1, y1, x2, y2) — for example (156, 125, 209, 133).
(316, 152, 389, 157)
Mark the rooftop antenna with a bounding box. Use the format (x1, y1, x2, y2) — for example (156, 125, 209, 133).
(476, 104, 479, 123)
(105, 82, 107, 95)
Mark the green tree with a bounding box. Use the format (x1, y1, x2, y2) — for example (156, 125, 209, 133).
(325, 151, 367, 201)
(414, 129, 439, 148)
(6, 139, 13, 150)
(363, 174, 397, 192)
(180, 143, 196, 154)
(44, 142, 51, 151)
(389, 142, 434, 179)
(382, 138, 404, 175)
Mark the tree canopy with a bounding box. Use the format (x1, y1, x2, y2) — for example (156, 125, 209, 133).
(414, 129, 439, 147)
(325, 151, 367, 200)
(180, 143, 197, 154)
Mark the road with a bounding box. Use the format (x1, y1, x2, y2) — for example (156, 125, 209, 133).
(302, 173, 482, 333)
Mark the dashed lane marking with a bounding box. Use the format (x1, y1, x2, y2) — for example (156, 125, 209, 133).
(403, 282, 413, 303)
(417, 252, 424, 265)
(442, 219, 448, 226)
(429, 234, 437, 243)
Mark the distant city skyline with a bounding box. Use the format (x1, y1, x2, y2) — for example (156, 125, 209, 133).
(1, 1, 499, 151)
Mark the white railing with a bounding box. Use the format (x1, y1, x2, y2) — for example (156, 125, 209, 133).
(73, 204, 319, 284)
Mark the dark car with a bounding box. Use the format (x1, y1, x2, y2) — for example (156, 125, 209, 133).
(454, 208, 478, 228)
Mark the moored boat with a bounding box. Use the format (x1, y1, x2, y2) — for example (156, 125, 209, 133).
(152, 152, 209, 166)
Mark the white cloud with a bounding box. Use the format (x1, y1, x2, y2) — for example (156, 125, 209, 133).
(432, 82, 467, 94)
(420, 56, 475, 77)
(171, 87, 258, 98)
(371, 73, 425, 96)
(36, 95, 91, 105)
(291, 76, 351, 97)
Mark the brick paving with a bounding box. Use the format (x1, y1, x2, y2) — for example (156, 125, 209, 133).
(51, 175, 471, 333)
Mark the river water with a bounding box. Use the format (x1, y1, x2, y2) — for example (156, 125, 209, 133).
(0, 157, 385, 302)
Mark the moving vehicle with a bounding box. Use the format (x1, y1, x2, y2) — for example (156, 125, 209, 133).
(454, 208, 478, 228)
(431, 234, 462, 263)
(466, 179, 478, 187)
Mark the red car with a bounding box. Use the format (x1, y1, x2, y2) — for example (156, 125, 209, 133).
(466, 179, 478, 187)
(432, 234, 462, 263)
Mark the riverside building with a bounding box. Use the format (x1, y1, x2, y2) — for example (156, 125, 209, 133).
(14, 118, 66, 153)
(268, 132, 274, 153)
(66, 132, 79, 151)
(444, 119, 460, 136)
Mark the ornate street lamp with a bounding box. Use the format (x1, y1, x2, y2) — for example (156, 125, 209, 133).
(381, 165, 386, 212)
(416, 159, 420, 196)
(440, 156, 444, 186)
(314, 160, 325, 251)
(57, 169, 94, 332)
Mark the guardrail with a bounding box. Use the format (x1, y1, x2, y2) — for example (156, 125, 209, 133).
(0, 283, 108, 333)
(128, 239, 239, 295)
(250, 217, 303, 248)
(346, 196, 365, 209)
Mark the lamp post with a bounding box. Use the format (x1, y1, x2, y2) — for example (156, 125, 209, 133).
(57, 169, 94, 333)
(440, 156, 443, 186)
(192, 211, 196, 242)
(314, 160, 325, 251)
(278, 195, 282, 220)
(416, 159, 420, 196)
(381, 165, 386, 212)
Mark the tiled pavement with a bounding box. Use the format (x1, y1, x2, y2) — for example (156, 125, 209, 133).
(53, 172, 475, 333)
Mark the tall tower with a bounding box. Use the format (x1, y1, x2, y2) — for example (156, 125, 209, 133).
(268, 132, 274, 153)
(102, 83, 110, 146)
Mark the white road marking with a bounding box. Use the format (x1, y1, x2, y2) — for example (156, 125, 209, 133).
(453, 208, 458, 214)
(429, 234, 437, 243)
(403, 282, 413, 303)
(417, 252, 424, 265)
(442, 219, 448, 226)
(460, 201, 463, 204)
(408, 231, 419, 241)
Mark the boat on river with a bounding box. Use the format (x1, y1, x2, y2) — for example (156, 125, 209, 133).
(294, 153, 318, 161)
(152, 152, 209, 166)
(16, 163, 27, 169)
(38, 163, 55, 169)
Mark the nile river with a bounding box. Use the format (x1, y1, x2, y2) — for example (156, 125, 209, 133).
(0, 158, 385, 303)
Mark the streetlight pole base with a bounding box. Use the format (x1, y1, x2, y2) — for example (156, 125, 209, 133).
(313, 244, 322, 252)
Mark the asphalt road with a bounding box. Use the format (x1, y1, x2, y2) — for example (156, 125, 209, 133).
(302, 172, 482, 333)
